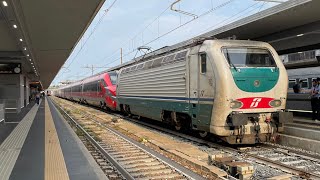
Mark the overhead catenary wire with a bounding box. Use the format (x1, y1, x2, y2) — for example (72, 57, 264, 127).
(54, 0, 273, 85)
(100, 0, 236, 67)
(198, 1, 264, 35)
(64, 0, 119, 70)
(98, 4, 172, 65)
(143, 0, 236, 46)
(99, 1, 263, 69)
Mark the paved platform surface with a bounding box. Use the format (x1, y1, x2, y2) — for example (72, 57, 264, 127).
(0, 97, 106, 180)
(278, 118, 320, 153)
(0, 102, 35, 145)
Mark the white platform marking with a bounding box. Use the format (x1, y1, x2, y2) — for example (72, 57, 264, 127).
(0, 102, 40, 180)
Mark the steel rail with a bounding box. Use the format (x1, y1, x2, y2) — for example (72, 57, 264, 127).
(120, 114, 320, 179)
(50, 99, 134, 180)
(51, 98, 206, 180)
(246, 153, 320, 179)
(121, 114, 320, 179)
(54, 97, 320, 179)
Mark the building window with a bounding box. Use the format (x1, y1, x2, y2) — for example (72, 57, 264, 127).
(200, 53, 207, 73)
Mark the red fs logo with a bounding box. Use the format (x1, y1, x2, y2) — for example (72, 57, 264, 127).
(237, 97, 274, 109)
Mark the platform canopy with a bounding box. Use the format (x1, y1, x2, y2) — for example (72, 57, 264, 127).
(108, 0, 320, 73)
(0, 0, 105, 88)
(198, 0, 320, 54)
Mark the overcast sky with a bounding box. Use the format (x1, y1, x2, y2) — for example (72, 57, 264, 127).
(51, 0, 285, 86)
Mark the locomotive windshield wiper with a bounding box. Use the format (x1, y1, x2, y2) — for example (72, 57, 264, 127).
(225, 49, 238, 71)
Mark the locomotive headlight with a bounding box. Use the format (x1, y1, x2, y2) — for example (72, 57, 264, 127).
(230, 100, 243, 109)
(269, 100, 282, 107)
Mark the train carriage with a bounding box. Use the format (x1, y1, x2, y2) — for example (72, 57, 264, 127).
(117, 40, 292, 144)
(56, 72, 117, 111)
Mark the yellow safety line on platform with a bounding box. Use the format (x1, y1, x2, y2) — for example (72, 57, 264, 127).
(44, 99, 70, 180)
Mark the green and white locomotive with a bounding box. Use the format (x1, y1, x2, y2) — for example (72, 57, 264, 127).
(117, 40, 292, 144)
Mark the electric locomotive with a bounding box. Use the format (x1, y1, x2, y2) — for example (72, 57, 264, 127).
(117, 40, 292, 144)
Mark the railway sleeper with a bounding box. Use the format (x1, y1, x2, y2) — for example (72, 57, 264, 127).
(131, 168, 174, 178)
(100, 165, 114, 170)
(123, 161, 163, 169)
(109, 149, 141, 156)
(129, 167, 170, 175)
(103, 144, 133, 149)
(137, 174, 186, 180)
(120, 158, 156, 165)
(105, 147, 137, 152)
(112, 152, 146, 158)
(126, 164, 167, 173)
(115, 155, 150, 162)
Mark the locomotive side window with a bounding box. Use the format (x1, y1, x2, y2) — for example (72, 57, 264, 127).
(200, 53, 207, 73)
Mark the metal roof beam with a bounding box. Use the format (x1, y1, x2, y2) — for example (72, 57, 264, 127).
(0, 51, 23, 58)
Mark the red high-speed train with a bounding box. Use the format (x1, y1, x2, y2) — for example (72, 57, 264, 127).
(55, 72, 117, 110)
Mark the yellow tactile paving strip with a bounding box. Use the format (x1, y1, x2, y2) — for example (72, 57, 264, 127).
(45, 99, 70, 180)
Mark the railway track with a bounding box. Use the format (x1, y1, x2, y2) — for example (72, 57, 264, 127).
(243, 147, 320, 179)
(51, 98, 205, 180)
(79, 136, 125, 179)
(52, 97, 320, 179)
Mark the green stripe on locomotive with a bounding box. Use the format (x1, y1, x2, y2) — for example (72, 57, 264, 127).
(118, 96, 212, 131)
(231, 68, 279, 92)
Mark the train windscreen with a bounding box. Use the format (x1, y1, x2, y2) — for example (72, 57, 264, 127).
(222, 48, 276, 68)
(109, 72, 117, 85)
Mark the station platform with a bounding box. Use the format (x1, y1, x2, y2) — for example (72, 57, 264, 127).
(279, 118, 320, 154)
(0, 97, 106, 180)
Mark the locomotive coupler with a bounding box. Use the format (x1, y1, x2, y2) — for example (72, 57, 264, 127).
(235, 125, 246, 143)
(253, 121, 261, 143)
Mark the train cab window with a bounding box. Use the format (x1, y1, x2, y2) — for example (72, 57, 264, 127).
(200, 53, 207, 73)
(223, 48, 276, 67)
(109, 72, 117, 85)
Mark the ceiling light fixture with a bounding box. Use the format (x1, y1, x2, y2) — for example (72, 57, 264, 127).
(13, 24, 17, 28)
(297, 34, 304, 37)
(29, 59, 31, 61)
(24, 47, 27, 51)
(27, 54, 29, 57)
(2, 1, 8, 6)
(19, 38, 23, 42)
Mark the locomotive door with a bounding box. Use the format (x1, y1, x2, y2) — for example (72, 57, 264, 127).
(189, 53, 201, 128)
(189, 52, 212, 131)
